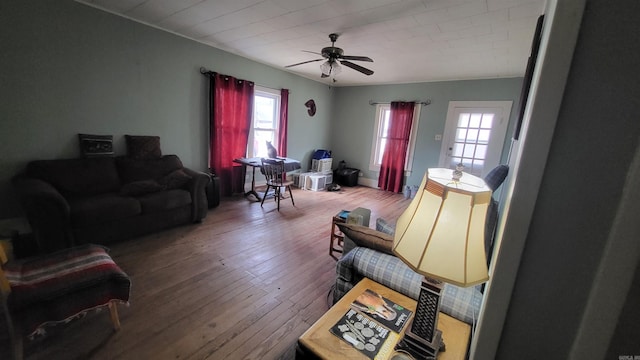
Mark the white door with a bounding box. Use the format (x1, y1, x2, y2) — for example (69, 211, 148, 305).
(439, 101, 512, 177)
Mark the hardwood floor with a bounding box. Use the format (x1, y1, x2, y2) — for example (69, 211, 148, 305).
(1, 185, 410, 360)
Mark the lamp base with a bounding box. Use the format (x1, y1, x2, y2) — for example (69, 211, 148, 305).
(396, 328, 444, 359)
(395, 277, 445, 359)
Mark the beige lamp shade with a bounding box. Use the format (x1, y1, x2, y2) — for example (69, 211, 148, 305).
(392, 168, 492, 287)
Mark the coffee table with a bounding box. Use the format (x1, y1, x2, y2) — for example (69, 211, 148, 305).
(297, 278, 471, 359)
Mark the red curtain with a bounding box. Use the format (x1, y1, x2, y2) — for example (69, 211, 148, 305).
(277, 89, 289, 157)
(209, 73, 254, 196)
(378, 101, 415, 192)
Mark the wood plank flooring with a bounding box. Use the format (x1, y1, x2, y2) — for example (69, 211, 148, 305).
(0, 185, 410, 360)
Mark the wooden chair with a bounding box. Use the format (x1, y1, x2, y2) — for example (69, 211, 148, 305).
(0, 243, 131, 360)
(260, 158, 295, 211)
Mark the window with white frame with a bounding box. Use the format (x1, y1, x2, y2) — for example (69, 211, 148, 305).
(248, 86, 280, 158)
(369, 104, 420, 173)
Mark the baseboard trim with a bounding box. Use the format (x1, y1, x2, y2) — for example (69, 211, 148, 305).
(357, 177, 378, 188)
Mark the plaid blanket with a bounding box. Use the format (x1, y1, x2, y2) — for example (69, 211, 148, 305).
(3, 244, 131, 338)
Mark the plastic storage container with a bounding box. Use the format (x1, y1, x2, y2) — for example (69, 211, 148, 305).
(334, 168, 359, 187)
(311, 158, 332, 174)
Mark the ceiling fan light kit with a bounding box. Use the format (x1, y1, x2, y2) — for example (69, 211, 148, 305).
(320, 60, 341, 76)
(285, 33, 374, 79)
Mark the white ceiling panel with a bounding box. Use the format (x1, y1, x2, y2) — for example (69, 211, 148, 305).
(76, 0, 545, 86)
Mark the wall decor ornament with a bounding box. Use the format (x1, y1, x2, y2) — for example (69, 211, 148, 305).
(305, 99, 316, 116)
(78, 134, 114, 157)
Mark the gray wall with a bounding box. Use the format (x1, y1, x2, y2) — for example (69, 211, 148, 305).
(330, 79, 523, 186)
(0, 0, 334, 218)
(497, 0, 640, 358)
(0, 0, 525, 220)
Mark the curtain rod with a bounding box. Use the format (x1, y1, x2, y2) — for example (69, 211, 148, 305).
(199, 67, 286, 93)
(369, 99, 431, 106)
(200, 67, 213, 76)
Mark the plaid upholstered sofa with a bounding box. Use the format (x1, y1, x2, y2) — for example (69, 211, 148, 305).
(333, 165, 508, 326)
(334, 217, 491, 325)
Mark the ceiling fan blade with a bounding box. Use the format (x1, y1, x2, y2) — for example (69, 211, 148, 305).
(340, 60, 374, 76)
(284, 58, 324, 68)
(339, 55, 373, 62)
(302, 50, 323, 56)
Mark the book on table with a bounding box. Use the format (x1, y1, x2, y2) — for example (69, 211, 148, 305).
(330, 288, 413, 359)
(337, 210, 350, 220)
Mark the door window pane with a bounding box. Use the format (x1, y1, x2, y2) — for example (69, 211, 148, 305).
(453, 143, 464, 157)
(469, 113, 482, 128)
(480, 114, 493, 129)
(456, 128, 468, 141)
(466, 129, 479, 142)
(463, 144, 476, 158)
(478, 129, 491, 144)
(476, 145, 487, 159)
(458, 113, 470, 128)
(452, 109, 498, 176)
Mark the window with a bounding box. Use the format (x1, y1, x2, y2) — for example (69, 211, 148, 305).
(369, 104, 421, 173)
(248, 86, 280, 158)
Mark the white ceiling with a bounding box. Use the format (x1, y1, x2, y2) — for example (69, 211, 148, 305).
(77, 0, 545, 86)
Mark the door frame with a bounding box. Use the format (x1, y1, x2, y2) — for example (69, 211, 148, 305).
(470, 1, 587, 359)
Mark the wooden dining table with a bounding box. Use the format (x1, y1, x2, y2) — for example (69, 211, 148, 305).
(233, 157, 301, 201)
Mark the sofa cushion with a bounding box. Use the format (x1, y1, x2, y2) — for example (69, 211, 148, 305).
(68, 194, 141, 227)
(26, 157, 121, 196)
(159, 169, 192, 190)
(120, 180, 165, 196)
(125, 135, 162, 160)
(116, 155, 183, 184)
(138, 189, 191, 213)
(336, 223, 394, 255)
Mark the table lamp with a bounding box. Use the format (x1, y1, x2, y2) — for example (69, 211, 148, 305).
(393, 168, 492, 359)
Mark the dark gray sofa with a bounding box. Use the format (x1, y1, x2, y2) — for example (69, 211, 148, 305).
(13, 155, 209, 253)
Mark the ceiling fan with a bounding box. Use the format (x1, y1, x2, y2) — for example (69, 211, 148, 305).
(285, 33, 374, 78)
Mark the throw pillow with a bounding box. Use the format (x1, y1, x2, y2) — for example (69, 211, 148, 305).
(125, 135, 162, 160)
(159, 169, 192, 190)
(336, 223, 394, 255)
(78, 134, 114, 157)
(120, 180, 164, 196)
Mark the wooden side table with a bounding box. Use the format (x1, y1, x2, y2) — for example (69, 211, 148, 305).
(297, 278, 471, 360)
(330, 211, 349, 259)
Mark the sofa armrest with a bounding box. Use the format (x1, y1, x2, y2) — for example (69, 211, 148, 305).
(335, 247, 483, 325)
(13, 177, 74, 253)
(182, 167, 209, 222)
(334, 247, 360, 303)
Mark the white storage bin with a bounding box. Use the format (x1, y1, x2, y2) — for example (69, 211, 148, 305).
(324, 173, 333, 185)
(306, 174, 327, 191)
(311, 158, 333, 174)
(295, 172, 317, 189)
